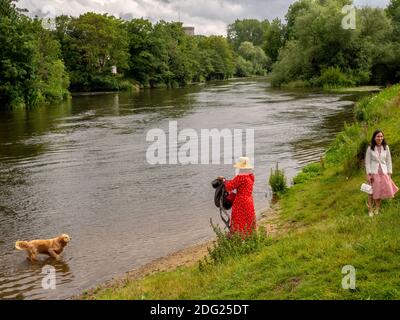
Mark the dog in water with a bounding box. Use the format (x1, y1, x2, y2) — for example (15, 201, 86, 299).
(15, 234, 70, 262)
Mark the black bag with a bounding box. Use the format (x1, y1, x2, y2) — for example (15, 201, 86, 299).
(211, 179, 235, 229)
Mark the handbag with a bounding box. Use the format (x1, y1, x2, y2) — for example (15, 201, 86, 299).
(360, 183, 373, 195)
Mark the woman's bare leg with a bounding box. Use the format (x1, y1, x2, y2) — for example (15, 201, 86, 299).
(375, 199, 381, 214)
(368, 195, 374, 210)
(367, 195, 375, 216)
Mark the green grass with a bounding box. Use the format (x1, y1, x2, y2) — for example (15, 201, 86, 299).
(90, 84, 400, 300)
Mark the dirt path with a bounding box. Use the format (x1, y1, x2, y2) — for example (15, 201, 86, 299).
(77, 204, 283, 300)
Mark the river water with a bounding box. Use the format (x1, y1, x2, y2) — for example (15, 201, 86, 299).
(0, 78, 358, 299)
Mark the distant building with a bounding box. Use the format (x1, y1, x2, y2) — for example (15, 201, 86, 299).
(183, 26, 195, 36)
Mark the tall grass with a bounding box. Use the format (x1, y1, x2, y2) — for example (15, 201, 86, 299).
(293, 162, 324, 185)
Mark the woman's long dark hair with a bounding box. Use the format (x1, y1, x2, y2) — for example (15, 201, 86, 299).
(370, 129, 387, 151)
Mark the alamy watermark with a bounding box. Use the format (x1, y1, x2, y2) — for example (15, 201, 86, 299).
(342, 5, 356, 30)
(41, 265, 56, 290)
(342, 265, 356, 290)
(40, 4, 57, 31)
(146, 121, 254, 165)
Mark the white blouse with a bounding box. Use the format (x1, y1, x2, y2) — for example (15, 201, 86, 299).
(365, 145, 393, 175)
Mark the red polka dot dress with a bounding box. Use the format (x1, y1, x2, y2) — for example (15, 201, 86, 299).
(224, 173, 256, 237)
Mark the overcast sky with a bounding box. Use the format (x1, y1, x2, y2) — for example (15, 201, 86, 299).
(18, 0, 390, 36)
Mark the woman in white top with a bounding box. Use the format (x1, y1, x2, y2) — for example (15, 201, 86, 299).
(365, 130, 398, 216)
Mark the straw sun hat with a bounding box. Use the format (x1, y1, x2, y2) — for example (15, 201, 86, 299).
(233, 157, 253, 169)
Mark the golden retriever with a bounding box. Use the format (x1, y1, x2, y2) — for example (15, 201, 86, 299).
(15, 234, 70, 262)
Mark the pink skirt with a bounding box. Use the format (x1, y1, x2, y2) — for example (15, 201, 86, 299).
(371, 170, 399, 200)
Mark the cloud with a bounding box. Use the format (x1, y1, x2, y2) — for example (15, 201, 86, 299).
(18, 0, 391, 36)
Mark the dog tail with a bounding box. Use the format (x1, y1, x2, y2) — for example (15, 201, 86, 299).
(15, 241, 29, 250)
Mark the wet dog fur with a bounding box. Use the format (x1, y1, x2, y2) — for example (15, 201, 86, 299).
(15, 234, 70, 262)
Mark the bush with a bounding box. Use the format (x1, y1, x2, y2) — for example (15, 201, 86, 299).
(351, 69, 371, 85)
(40, 60, 70, 103)
(199, 220, 271, 268)
(315, 66, 355, 88)
(269, 163, 288, 195)
(270, 40, 309, 87)
(70, 74, 134, 92)
(235, 56, 253, 77)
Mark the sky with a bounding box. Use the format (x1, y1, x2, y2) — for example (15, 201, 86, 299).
(18, 0, 391, 36)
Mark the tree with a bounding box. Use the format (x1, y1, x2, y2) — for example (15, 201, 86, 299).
(0, 0, 25, 19)
(34, 20, 70, 101)
(387, 0, 400, 39)
(0, 16, 37, 106)
(227, 19, 270, 50)
(56, 13, 129, 91)
(126, 18, 161, 86)
(363, 5, 400, 84)
(387, 0, 400, 22)
(270, 0, 381, 87)
(192, 36, 215, 82)
(235, 56, 253, 77)
(0, 1, 69, 107)
(153, 21, 195, 86)
(284, 0, 312, 41)
(238, 41, 270, 74)
(125, 19, 240, 87)
(263, 18, 285, 63)
(199, 36, 236, 80)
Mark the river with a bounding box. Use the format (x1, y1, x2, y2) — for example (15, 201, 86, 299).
(0, 78, 360, 299)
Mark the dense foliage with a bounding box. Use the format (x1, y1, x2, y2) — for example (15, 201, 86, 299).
(269, 0, 400, 87)
(2, 0, 400, 108)
(0, 0, 69, 108)
(1, 2, 245, 107)
(55, 13, 130, 92)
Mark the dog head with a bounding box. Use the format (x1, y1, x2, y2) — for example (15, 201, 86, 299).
(59, 234, 71, 246)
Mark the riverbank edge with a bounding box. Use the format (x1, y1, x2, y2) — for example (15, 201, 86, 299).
(74, 204, 283, 300)
(70, 82, 380, 96)
(69, 76, 268, 96)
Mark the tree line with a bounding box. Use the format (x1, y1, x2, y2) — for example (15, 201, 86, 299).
(0, 0, 269, 108)
(1, 0, 400, 108)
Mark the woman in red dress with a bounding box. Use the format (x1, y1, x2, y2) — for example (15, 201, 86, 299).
(219, 157, 256, 237)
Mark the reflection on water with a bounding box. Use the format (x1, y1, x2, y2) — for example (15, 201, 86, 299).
(0, 78, 362, 299)
(0, 257, 72, 300)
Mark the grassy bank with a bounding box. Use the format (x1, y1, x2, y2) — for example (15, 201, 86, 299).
(88, 85, 400, 300)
